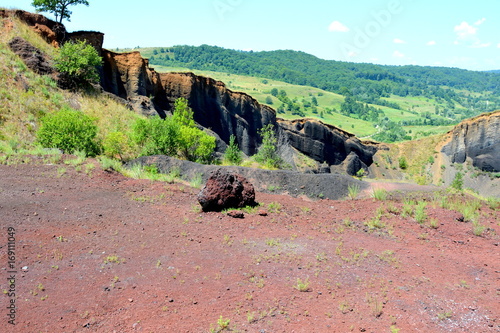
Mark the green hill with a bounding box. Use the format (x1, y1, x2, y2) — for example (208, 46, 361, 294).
(116, 45, 500, 142)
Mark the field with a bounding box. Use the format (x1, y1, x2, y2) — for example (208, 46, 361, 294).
(1, 158, 499, 332)
(148, 63, 456, 139)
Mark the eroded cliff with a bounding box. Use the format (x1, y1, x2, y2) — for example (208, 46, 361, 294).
(4, 9, 378, 173)
(442, 110, 500, 172)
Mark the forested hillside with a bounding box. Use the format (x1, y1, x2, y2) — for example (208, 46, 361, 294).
(138, 45, 500, 117)
(114, 45, 500, 142)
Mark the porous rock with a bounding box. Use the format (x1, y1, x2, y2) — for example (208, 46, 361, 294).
(198, 169, 256, 212)
(8, 37, 54, 75)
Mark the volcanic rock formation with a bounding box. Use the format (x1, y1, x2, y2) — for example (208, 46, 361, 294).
(442, 110, 500, 172)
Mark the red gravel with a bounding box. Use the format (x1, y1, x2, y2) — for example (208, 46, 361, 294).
(1, 161, 499, 333)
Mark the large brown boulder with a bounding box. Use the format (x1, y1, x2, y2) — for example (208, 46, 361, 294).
(198, 169, 256, 212)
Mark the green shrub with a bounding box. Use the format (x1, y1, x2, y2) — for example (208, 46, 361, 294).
(254, 124, 283, 169)
(55, 40, 101, 85)
(132, 116, 180, 156)
(451, 172, 464, 191)
(132, 98, 215, 163)
(178, 126, 216, 163)
(372, 188, 388, 201)
(398, 156, 408, 170)
(223, 135, 242, 165)
(103, 131, 134, 161)
(37, 108, 100, 156)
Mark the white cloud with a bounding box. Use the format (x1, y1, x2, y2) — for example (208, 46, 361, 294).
(347, 51, 357, 58)
(474, 18, 486, 26)
(471, 42, 491, 48)
(497, 43, 500, 48)
(393, 38, 406, 44)
(454, 21, 477, 40)
(393, 50, 405, 58)
(427, 40, 436, 46)
(328, 21, 350, 32)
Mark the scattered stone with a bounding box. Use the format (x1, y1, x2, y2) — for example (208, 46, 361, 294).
(198, 169, 256, 212)
(258, 210, 268, 216)
(456, 214, 465, 222)
(227, 210, 244, 219)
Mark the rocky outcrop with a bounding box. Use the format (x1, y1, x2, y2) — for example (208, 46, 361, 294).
(4, 9, 378, 174)
(100, 50, 167, 116)
(160, 72, 276, 156)
(8, 37, 54, 75)
(442, 111, 500, 172)
(197, 169, 256, 212)
(1, 9, 67, 46)
(278, 118, 377, 174)
(67, 31, 104, 55)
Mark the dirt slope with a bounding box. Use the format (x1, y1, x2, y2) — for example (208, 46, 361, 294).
(0, 161, 499, 333)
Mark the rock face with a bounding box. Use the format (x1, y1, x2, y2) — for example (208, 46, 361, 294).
(160, 72, 276, 156)
(278, 118, 377, 174)
(68, 31, 104, 55)
(4, 9, 378, 174)
(0, 9, 67, 46)
(8, 37, 54, 75)
(442, 111, 500, 172)
(197, 169, 256, 212)
(100, 50, 167, 116)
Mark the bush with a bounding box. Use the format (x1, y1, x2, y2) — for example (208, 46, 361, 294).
(55, 40, 102, 86)
(103, 131, 134, 161)
(254, 124, 283, 169)
(398, 156, 408, 170)
(223, 135, 242, 165)
(37, 108, 100, 156)
(451, 172, 464, 191)
(132, 98, 215, 163)
(132, 116, 180, 156)
(178, 126, 216, 163)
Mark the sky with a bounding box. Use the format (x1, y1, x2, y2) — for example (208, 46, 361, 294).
(2, 0, 500, 71)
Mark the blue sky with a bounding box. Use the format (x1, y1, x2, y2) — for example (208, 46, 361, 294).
(3, 0, 500, 71)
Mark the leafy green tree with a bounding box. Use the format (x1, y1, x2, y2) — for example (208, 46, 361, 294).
(265, 96, 273, 105)
(132, 116, 180, 157)
(270, 88, 278, 97)
(254, 124, 283, 169)
(178, 126, 215, 163)
(55, 40, 101, 85)
(132, 97, 215, 163)
(223, 135, 242, 165)
(37, 107, 100, 156)
(32, 0, 89, 24)
(172, 97, 195, 127)
(451, 172, 464, 191)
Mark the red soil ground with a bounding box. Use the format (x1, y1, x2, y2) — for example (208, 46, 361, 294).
(1, 161, 499, 333)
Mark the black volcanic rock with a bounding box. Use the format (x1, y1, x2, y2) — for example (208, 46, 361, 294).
(442, 111, 500, 172)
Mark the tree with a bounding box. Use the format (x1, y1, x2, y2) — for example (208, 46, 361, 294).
(254, 124, 283, 169)
(265, 96, 273, 105)
(223, 135, 242, 165)
(32, 0, 89, 24)
(55, 40, 101, 86)
(172, 97, 195, 127)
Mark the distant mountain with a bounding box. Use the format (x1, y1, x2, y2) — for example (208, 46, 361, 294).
(488, 70, 500, 74)
(140, 45, 500, 119)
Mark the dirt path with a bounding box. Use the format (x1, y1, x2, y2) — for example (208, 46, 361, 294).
(0, 163, 499, 332)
